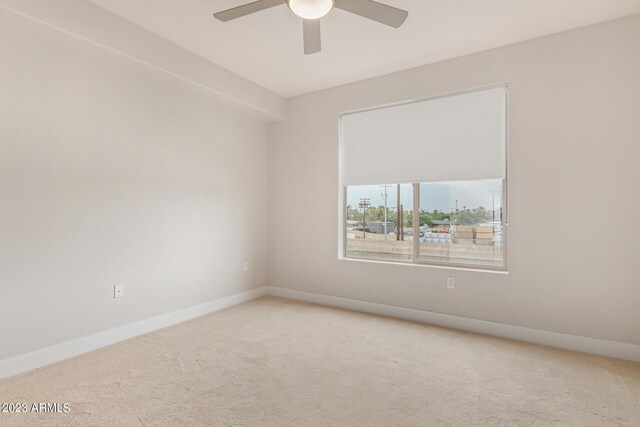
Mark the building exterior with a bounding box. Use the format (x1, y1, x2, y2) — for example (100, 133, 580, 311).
(367, 221, 396, 235)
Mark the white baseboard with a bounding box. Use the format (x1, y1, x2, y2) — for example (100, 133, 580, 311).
(266, 286, 640, 363)
(0, 287, 267, 380)
(3, 285, 637, 381)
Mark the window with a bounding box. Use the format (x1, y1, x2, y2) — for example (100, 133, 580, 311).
(340, 86, 507, 270)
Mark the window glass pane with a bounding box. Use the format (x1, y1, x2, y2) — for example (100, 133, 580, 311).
(418, 180, 504, 268)
(345, 184, 413, 262)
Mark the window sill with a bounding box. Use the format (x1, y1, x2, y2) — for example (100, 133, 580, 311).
(338, 256, 509, 274)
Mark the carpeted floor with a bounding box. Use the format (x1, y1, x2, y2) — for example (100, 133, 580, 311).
(1, 296, 639, 426)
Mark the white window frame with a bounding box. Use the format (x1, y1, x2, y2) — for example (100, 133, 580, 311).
(339, 84, 509, 272)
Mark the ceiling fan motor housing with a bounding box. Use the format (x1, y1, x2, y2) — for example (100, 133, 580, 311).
(287, 0, 335, 20)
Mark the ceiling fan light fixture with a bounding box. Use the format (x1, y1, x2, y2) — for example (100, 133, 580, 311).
(214, 0, 409, 54)
(287, 0, 334, 20)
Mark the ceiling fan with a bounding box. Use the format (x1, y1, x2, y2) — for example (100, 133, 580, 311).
(214, 0, 409, 55)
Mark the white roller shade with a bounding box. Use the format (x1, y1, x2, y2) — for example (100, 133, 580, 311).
(340, 86, 506, 185)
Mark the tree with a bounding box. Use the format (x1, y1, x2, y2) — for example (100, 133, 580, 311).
(346, 205, 362, 221)
(453, 207, 487, 225)
(419, 209, 451, 226)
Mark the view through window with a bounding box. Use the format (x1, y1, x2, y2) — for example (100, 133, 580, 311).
(345, 180, 504, 268)
(345, 184, 413, 262)
(418, 180, 503, 267)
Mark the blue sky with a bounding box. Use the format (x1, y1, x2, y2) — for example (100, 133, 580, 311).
(346, 180, 502, 212)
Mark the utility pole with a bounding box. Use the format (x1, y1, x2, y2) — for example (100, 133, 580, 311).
(358, 198, 370, 239)
(492, 191, 496, 223)
(400, 203, 404, 241)
(396, 184, 401, 240)
(380, 185, 392, 240)
(455, 199, 459, 225)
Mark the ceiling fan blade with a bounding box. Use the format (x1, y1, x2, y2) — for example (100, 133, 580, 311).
(303, 19, 321, 55)
(334, 0, 408, 28)
(214, 0, 286, 22)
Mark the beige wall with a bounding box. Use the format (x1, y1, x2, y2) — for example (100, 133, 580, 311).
(0, 28, 269, 360)
(269, 14, 640, 345)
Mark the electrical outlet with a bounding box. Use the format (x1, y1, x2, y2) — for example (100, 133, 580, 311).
(447, 277, 455, 289)
(114, 284, 124, 298)
(243, 262, 249, 272)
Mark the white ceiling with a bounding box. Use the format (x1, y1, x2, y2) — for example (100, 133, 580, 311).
(88, 0, 640, 97)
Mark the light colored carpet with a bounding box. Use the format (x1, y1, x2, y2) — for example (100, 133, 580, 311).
(1, 296, 639, 426)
